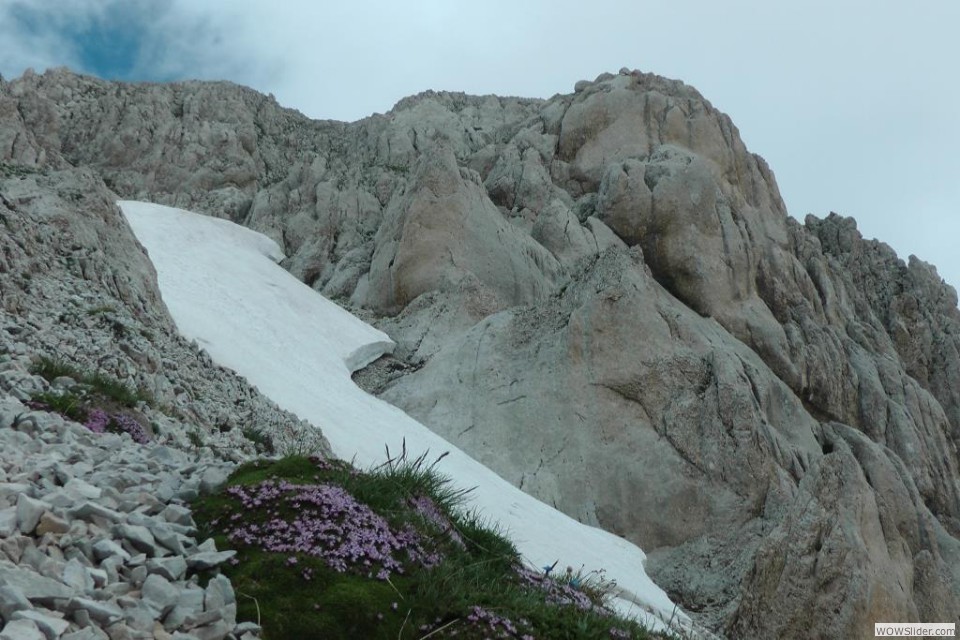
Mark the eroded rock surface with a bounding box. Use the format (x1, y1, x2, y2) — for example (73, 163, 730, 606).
(3, 66, 959, 638)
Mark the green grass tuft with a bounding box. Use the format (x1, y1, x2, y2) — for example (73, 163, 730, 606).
(30, 391, 88, 423)
(30, 355, 154, 408)
(240, 425, 275, 454)
(86, 304, 117, 316)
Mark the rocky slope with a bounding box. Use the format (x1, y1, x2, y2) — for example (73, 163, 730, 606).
(0, 390, 254, 640)
(1, 69, 333, 640)
(2, 67, 959, 638)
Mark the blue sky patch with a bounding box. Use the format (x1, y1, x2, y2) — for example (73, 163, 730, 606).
(8, 1, 173, 81)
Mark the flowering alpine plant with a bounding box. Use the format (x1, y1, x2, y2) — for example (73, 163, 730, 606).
(110, 413, 150, 444)
(416, 606, 535, 639)
(409, 494, 465, 548)
(221, 480, 441, 579)
(514, 564, 603, 612)
(82, 409, 150, 444)
(84, 408, 109, 434)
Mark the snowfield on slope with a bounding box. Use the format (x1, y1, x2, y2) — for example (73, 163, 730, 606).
(120, 200, 687, 631)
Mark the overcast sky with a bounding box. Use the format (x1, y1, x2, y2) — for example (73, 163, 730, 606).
(2, 0, 958, 293)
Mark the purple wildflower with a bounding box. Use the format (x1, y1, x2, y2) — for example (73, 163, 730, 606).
(515, 564, 603, 612)
(221, 480, 440, 580)
(409, 495, 465, 548)
(84, 408, 109, 434)
(80, 408, 150, 444)
(109, 413, 150, 444)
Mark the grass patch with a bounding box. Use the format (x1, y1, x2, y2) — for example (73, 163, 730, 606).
(0, 161, 43, 178)
(86, 304, 117, 316)
(240, 425, 275, 455)
(30, 355, 154, 408)
(193, 452, 673, 640)
(29, 390, 88, 423)
(188, 428, 205, 449)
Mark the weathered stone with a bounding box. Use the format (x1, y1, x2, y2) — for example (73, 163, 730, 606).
(63, 599, 122, 626)
(144, 557, 186, 582)
(60, 560, 93, 594)
(10, 610, 70, 640)
(120, 602, 156, 634)
(0, 564, 73, 604)
(148, 527, 186, 557)
(34, 513, 69, 536)
(0, 619, 45, 640)
(62, 480, 101, 502)
(181, 610, 221, 629)
(161, 588, 204, 631)
(140, 575, 178, 619)
(86, 569, 106, 589)
(197, 468, 229, 496)
(232, 622, 260, 635)
(200, 576, 234, 628)
(157, 506, 191, 528)
(61, 629, 108, 640)
(0, 508, 16, 538)
(102, 622, 134, 640)
(194, 540, 216, 555)
(0, 586, 33, 624)
(184, 552, 234, 572)
(15, 496, 49, 535)
(90, 540, 129, 563)
(126, 567, 147, 589)
(67, 504, 122, 526)
(189, 620, 229, 640)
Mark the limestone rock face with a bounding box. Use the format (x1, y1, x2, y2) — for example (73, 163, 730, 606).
(366, 146, 561, 314)
(3, 67, 959, 638)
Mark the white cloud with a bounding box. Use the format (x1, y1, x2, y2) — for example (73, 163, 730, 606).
(2, 0, 958, 291)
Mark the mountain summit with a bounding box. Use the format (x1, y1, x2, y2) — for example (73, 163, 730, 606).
(2, 67, 958, 638)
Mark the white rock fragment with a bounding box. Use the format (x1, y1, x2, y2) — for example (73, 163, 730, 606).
(10, 610, 70, 640)
(34, 513, 69, 536)
(184, 552, 234, 572)
(158, 506, 192, 528)
(0, 618, 45, 640)
(0, 586, 33, 623)
(15, 496, 49, 534)
(140, 574, 179, 618)
(91, 540, 129, 563)
(0, 564, 74, 604)
(64, 598, 122, 625)
(145, 557, 186, 582)
(67, 504, 122, 525)
(60, 560, 94, 594)
(62, 480, 101, 501)
(0, 508, 17, 537)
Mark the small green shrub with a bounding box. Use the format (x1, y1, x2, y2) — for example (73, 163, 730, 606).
(241, 426, 275, 454)
(30, 355, 154, 408)
(30, 356, 83, 382)
(29, 391, 88, 423)
(0, 161, 43, 178)
(86, 304, 117, 316)
(187, 428, 205, 449)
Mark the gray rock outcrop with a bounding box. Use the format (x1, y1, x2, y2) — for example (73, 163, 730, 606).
(2, 66, 959, 638)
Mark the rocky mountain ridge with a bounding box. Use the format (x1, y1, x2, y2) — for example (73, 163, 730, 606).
(2, 66, 958, 638)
